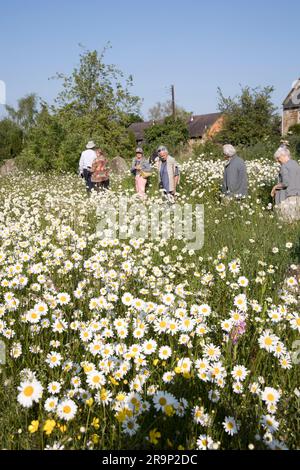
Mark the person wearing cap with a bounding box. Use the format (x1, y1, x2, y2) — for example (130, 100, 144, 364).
(79, 141, 97, 192)
(157, 146, 180, 202)
(271, 146, 300, 222)
(222, 144, 248, 198)
(131, 147, 152, 199)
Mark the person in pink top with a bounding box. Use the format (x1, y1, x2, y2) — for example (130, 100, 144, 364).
(130, 147, 152, 199)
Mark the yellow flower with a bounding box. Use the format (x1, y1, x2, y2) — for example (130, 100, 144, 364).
(153, 359, 159, 366)
(109, 377, 119, 386)
(85, 397, 94, 407)
(92, 434, 100, 444)
(149, 428, 161, 445)
(115, 408, 132, 423)
(28, 420, 39, 433)
(91, 417, 100, 430)
(58, 424, 67, 433)
(183, 372, 191, 379)
(164, 405, 175, 417)
(115, 410, 127, 423)
(116, 393, 126, 402)
(167, 439, 173, 448)
(174, 366, 182, 374)
(43, 419, 56, 436)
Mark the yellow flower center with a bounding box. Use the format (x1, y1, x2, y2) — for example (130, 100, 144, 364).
(24, 386, 34, 397)
(159, 397, 167, 406)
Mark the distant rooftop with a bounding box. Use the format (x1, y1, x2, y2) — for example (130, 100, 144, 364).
(128, 113, 222, 141)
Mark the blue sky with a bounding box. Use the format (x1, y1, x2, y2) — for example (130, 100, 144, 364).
(0, 0, 299, 119)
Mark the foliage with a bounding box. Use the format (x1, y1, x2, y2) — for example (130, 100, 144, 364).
(17, 106, 66, 171)
(288, 135, 300, 159)
(0, 156, 299, 450)
(215, 86, 281, 146)
(191, 141, 223, 162)
(288, 123, 300, 136)
(143, 116, 189, 156)
(0, 118, 23, 161)
(6, 93, 39, 138)
(19, 46, 142, 171)
(148, 100, 191, 121)
(238, 139, 282, 161)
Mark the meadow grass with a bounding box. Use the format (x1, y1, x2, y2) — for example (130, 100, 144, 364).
(0, 158, 299, 450)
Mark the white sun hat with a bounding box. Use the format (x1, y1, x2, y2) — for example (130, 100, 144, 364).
(86, 141, 96, 149)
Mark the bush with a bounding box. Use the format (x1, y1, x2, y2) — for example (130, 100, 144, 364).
(143, 116, 189, 157)
(192, 140, 223, 161)
(0, 119, 23, 162)
(215, 85, 281, 146)
(237, 138, 281, 161)
(18, 47, 141, 172)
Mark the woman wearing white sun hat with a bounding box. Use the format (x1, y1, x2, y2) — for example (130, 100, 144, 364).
(79, 141, 97, 192)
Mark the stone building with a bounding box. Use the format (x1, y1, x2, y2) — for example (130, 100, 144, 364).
(282, 79, 300, 135)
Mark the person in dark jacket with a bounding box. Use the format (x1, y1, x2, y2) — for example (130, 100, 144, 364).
(222, 144, 248, 198)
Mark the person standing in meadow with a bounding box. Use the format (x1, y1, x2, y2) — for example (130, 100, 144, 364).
(271, 147, 300, 222)
(91, 148, 110, 192)
(131, 147, 152, 199)
(79, 141, 97, 193)
(222, 144, 248, 198)
(157, 145, 180, 203)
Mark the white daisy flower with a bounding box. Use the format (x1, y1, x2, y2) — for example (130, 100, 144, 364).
(223, 416, 239, 436)
(17, 379, 43, 408)
(57, 399, 77, 421)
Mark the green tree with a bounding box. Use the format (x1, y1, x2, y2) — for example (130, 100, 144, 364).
(20, 46, 142, 171)
(287, 124, 300, 158)
(143, 116, 189, 156)
(148, 100, 191, 121)
(0, 118, 23, 161)
(6, 94, 38, 139)
(215, 85, 281, 146)
(18, 106, 65, 171)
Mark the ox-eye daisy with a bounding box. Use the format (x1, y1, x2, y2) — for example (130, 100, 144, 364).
(47, 381, 61, 394)
(262, 387, 281, 405)
(86, 370, 106, 389)
(44, 397, 58, 412)
(57, 399, 77, 421)
(17, 379, 43, 408)
(158, 346, 172, 360)
(231, 365, 248, 382)
(223, 416, 239, 436)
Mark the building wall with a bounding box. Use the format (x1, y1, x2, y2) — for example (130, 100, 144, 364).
(282, 109, 300, 135)
(203, 116, 224, 142)
(187, 116, 224, 146)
